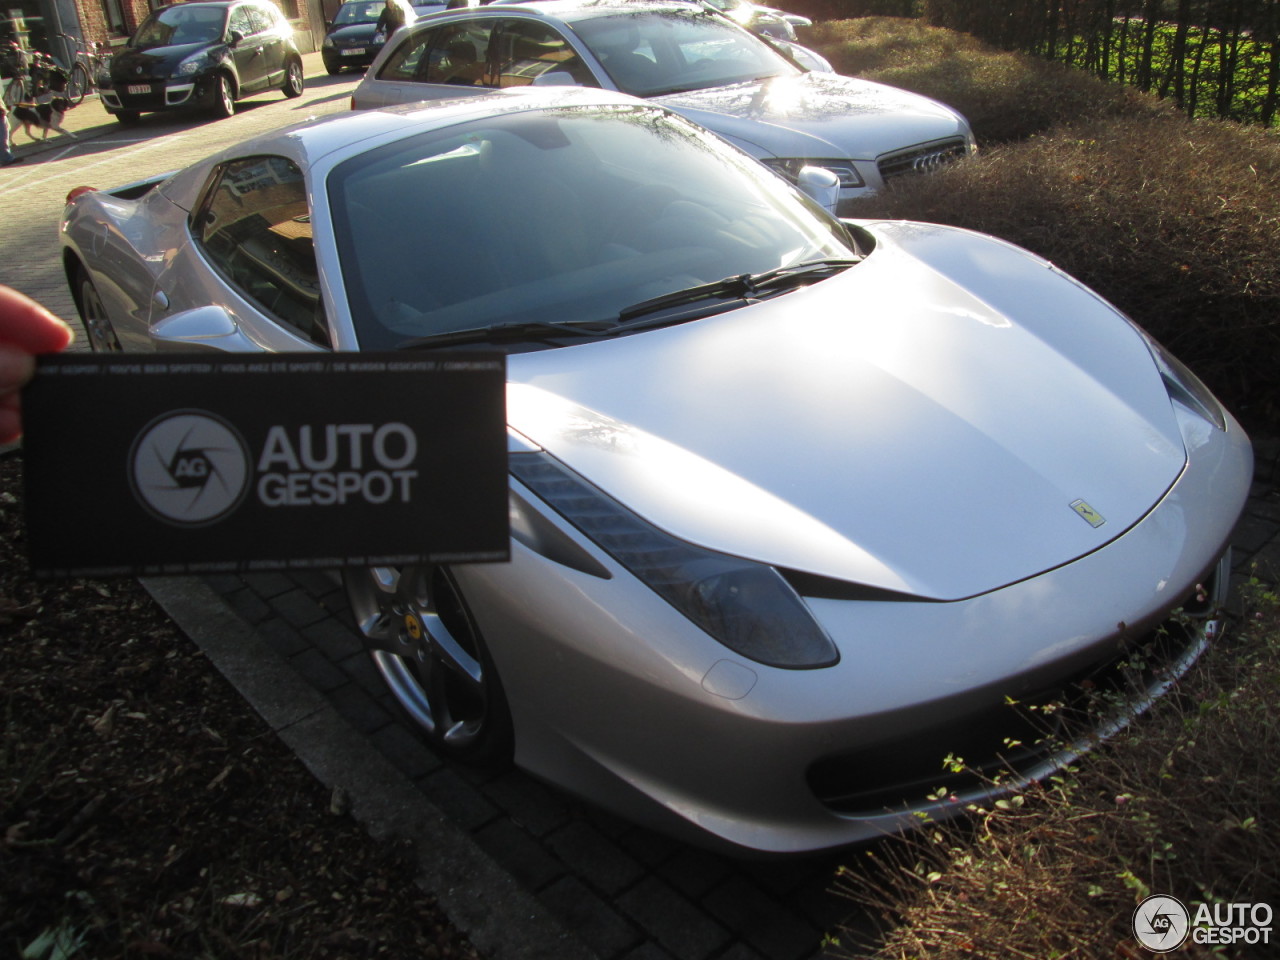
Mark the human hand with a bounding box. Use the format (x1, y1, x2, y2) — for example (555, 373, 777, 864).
(0, 285, 75, 445)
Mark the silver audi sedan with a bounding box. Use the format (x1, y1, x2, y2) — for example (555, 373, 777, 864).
(59, 87, 1251, 854)
(349, 0, 976, 199)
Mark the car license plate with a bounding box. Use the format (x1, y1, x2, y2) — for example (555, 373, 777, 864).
(126, 84, 151, 94)
(341, 48, 366, 56)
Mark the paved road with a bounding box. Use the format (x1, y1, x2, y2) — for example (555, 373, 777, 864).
(5, 54, 1280, 960)
(0, 56, 359, 339)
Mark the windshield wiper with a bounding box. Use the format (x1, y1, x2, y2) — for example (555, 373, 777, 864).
(397, 318, 614, 350)
(743, 258, 863, 293)
(396, 259, 860, 348)
(614, 258, 860, 329)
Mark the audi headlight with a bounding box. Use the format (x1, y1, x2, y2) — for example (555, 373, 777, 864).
(510, 453, 839, 669)
(322, 35, 335, 48)
(761, 157, 864, 190)
(1140, 331, 1226, 430)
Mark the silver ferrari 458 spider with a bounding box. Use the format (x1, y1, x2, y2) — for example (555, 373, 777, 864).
(59, 87, 1252, 855)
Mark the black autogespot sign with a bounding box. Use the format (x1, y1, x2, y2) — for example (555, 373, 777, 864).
(22, 352, 510, 579)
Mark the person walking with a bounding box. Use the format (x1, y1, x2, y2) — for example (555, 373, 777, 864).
(375, 0, 414, 40)
(0, 99, 21, 166)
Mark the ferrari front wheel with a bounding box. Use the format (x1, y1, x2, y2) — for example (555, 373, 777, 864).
(345, 565, 513, 767)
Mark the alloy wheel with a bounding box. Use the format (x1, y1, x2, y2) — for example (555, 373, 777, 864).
(283, 59, 304, 98)
(346, 565, 511, 763)
(77, 269, 121, 352)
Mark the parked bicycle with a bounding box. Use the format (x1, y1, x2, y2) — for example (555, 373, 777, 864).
(56, 33, 108, 104)
(1, 41, 33, 110)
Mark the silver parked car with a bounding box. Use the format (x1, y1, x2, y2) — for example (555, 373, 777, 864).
(59, 88, 1251, 854)
(495, 0, 813, 42)
(350, 0, 975, 199)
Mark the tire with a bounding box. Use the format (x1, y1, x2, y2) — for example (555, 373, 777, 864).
(325, 63, 342, 76)
(212, 73, 235, 118)
(282, 57, 304, 98)
(345, 565, 513, 766)
(114, 109, 141, 125)
(67, 62, 90, 105)
(75, 266, 121, 353)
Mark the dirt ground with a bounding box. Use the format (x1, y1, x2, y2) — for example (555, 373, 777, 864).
(1, 450, 483, 959)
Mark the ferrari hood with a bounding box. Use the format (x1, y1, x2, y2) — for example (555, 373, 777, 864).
(506, 222, 1190, 602)
(652, 73, 970, 161)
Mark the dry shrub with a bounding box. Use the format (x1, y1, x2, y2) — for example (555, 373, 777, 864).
(808, 17, 1175, 142)
(830, 577, 1280, 959)
(841, 114, 1280, 430)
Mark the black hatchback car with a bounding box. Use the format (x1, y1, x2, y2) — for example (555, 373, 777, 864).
(320, 0, 445, 75)
(98, 0, 304, 123)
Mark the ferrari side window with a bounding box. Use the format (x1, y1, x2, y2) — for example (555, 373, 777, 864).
(194, 155, 331, 348)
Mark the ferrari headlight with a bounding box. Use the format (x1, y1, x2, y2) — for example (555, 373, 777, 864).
(761, 158, 864, 189)
(1140, 331, 1226, 430)
(510, 453, 839, 669)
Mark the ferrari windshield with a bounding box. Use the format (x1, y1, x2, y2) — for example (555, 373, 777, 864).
(570, 10, 798, 97)
(132, 5, 228, 48)
(328, 103, 854, 350)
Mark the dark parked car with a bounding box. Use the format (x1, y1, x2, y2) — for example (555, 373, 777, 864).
(321, 0, 446, 74)
(97, 0, 304, 123)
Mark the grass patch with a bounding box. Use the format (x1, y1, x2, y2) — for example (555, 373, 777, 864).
(828, 572, 1280, 959)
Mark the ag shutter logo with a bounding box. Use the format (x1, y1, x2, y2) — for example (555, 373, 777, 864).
(1133, 895, 1190, 953)
(129, 411, 251, 525)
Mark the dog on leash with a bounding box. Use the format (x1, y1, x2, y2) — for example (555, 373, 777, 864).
(9, 59, 77, 142)
(10, 95, 77, 141)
